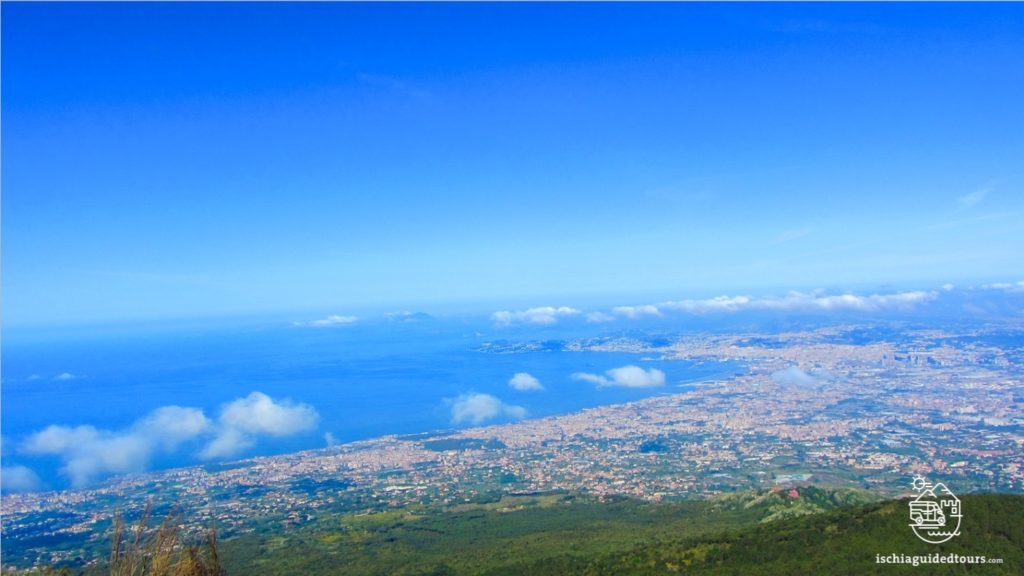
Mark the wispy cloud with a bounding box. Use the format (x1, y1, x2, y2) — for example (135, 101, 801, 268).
(509, 372, 544, 392)
(572, 365, 666, 388)
(293, 314, 358, 327)
(774, 227, 814, 244)
(449, 393, 526, 425)
(957, 187, 990, 209)
(491, 306, 581, 326)
(324, 432, 340, 447)
(53, 372, 78, 381)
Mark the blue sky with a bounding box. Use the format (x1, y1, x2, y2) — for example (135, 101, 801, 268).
(3, 3, 1023, 326)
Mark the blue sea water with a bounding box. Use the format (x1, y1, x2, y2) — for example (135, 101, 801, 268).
(1, 315, 743, 490)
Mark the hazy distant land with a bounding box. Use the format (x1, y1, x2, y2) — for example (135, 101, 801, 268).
(3, 319, 1021, 570)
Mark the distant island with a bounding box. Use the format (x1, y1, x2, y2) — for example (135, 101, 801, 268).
(3, 320, 1021, 571)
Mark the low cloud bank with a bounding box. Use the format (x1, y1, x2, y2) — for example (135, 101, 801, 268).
(600, 290, 937, 318)
(21, 392, 319, 487)
(573, 365, 666, 388)
(612, 305, 662, 319)
(491, 306, 581, 326)
(567, 289, 940, 325)
(982, 280, 1024, 292)
(663, 290, 936, 314)
(449, 393, 526, 425)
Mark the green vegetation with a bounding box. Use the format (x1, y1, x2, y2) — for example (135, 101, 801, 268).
(421, 438, 507, 452)
(215, 487, 880, 575)
(536, 494, 1024, 575)
(38, 488, 1023, 575)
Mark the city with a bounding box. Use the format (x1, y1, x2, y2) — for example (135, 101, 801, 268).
(3, 321, 1021, 570)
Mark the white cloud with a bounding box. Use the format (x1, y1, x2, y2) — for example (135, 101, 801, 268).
(659, 290, 935, 314)
(218, 392, 319, 436)
(64, 435, 152, 488)
(493, 289, 937, 327)
(201, 392, 320, 460)
(449, 393, 526, 425)
(771, 366, 816, 387)
(509, 372, 544, 391)
(571, 372, 607, 386)
(2, 465, 42, 493)
(22, 392, 320, 484)
(134, 406, 212, 450)
(491, 306, 581, 326)
(23, 408, 212, 487)
(661, 295, 753, 313)
(53, 372, 78, 381)
(324, 432, 339, 447)
(23, 425, 101, 455)
(780, 291, 935, 311)
(22, 425, 151, 487)
(957, 187, 989, 209)
(294, 314, 358, 327)
(198, 427, 252, 460)
(941, 283, 955, 291)
(572, 365, 666, 388)
(982, 280, 1024, 293)
(612, 305, 662, 319)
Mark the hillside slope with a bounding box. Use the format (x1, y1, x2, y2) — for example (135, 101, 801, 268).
(210, 489, 1022, 575)
(511, 494, 1024, 575)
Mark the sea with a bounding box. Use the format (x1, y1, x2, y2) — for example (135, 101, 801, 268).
(1, 313, 744, 491)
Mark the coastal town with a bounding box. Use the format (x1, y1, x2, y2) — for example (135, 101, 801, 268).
(3, 323, 1022, 570)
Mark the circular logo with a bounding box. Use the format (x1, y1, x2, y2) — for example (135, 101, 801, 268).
(908, 476, 961, 544)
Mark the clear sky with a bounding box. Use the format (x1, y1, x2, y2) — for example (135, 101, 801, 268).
(3, 3, 1023, 327)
